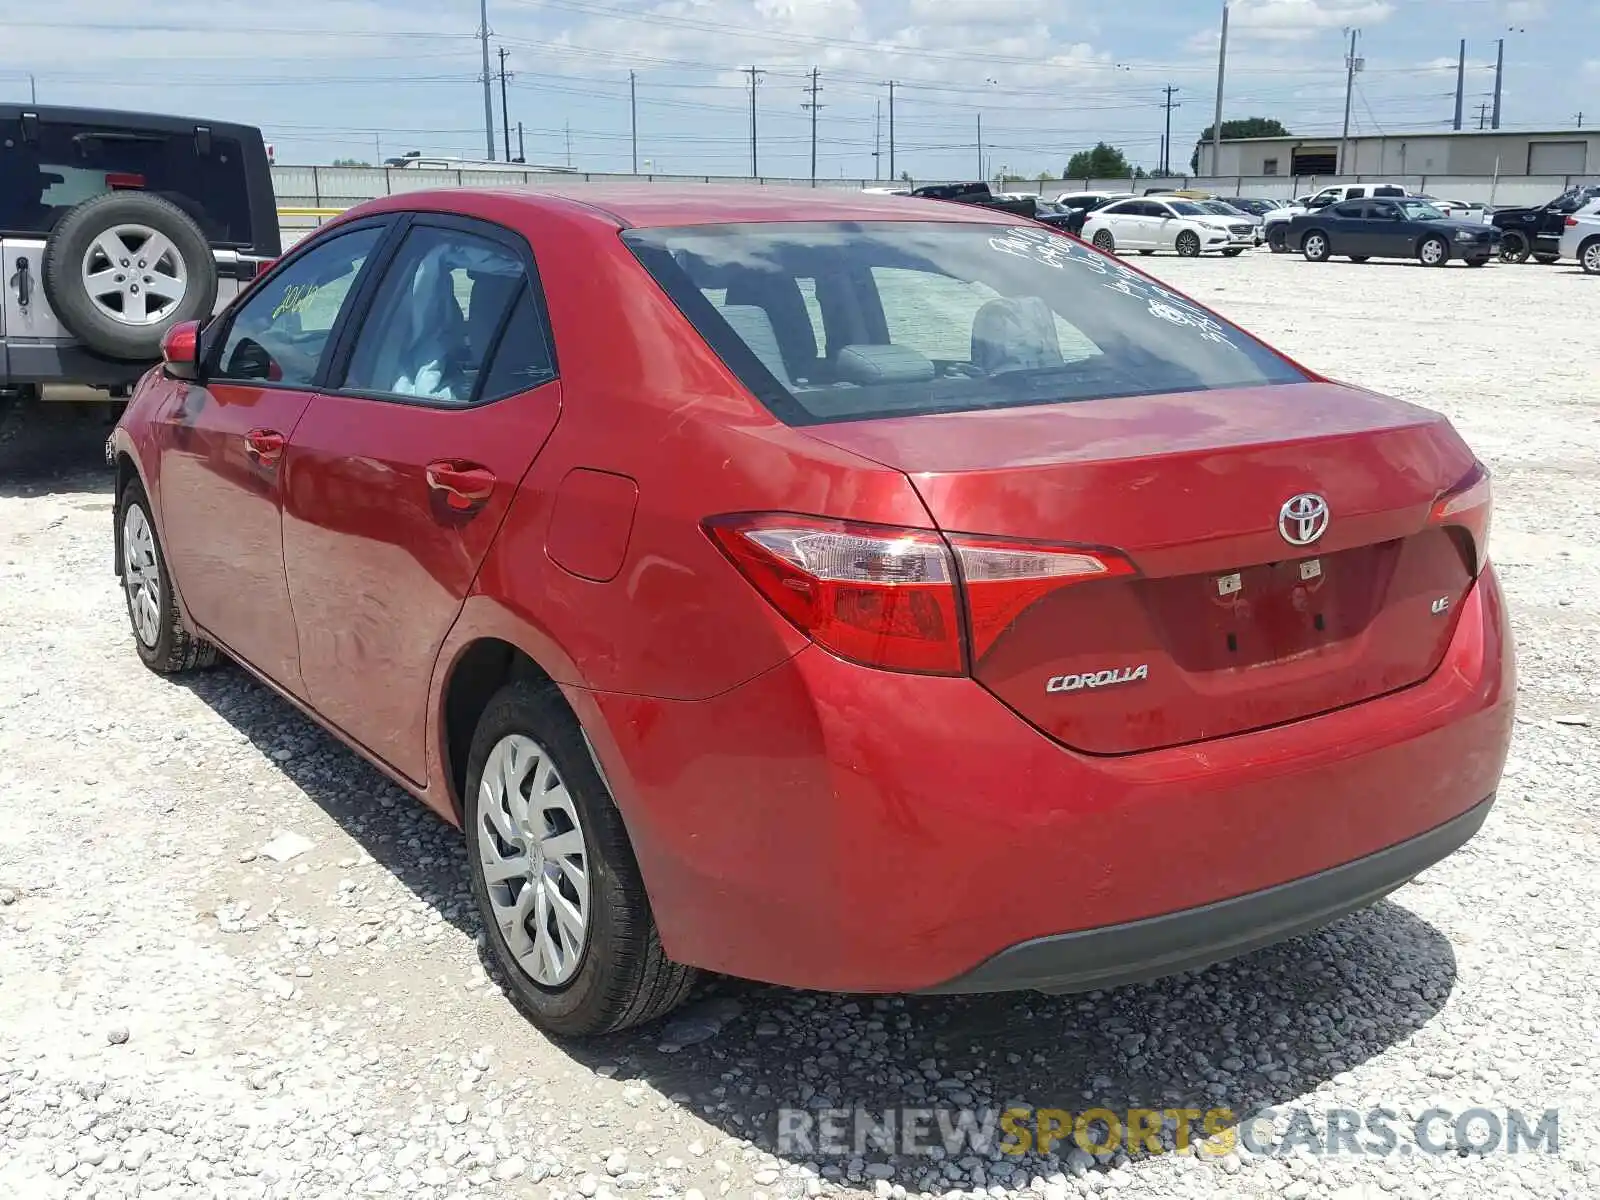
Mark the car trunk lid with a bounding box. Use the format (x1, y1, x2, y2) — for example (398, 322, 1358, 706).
(802, 381, 1483, 754)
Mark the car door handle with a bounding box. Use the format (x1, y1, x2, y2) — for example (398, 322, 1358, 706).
(245, 428, 286, 466)
(426, 461, 497, 512)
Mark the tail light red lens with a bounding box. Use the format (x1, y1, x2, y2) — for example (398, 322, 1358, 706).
(706, 513, 1134, 674)
(1429, 468, 1491, 574)
(104, 172, 146, 189)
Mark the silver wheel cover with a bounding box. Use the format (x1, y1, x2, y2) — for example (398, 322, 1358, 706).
(82, 224, 188, 326)
(476, 733, 591, 987)
(121, 503, 162, 648)
(1421, 240, 1444, 264)
(1583, 243, 1600, 274)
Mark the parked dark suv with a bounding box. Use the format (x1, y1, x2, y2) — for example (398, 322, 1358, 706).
(1491, 184, 1600, 264)
(1, 105, 280, 405)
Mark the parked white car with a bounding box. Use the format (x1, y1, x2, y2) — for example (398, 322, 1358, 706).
(1082, 197, 1253, 257)
(1559, 199, 1600, 274)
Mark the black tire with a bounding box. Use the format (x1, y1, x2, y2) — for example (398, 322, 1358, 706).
(1498, 230, 1530, 264)
(42, 193, 218, 362)
(115, 478, 218, 674)
(1533, 253, 1559, 265)
(1267, 227, 1289, 253)
(1349, 255, 1370, 263)
(464, 681, 696, 1038)
(1579, 237, 1600, 276)
(1418, 236, 1449, 268)
(1092, 229, 1116, 253)
(1175, 231, 1202, 257)
(1465, 257, 1489, 268)
(1302, 230, 1331, 262)
(1222, 248, 1245, 257)
(1138, 250, 1155, 256)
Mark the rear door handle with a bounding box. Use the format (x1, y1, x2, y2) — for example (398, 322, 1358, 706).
(426, 460, 497, 512)
(245, 428, 286, 466)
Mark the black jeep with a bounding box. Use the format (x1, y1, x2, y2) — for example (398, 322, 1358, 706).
(1491, 184, 1600, 264)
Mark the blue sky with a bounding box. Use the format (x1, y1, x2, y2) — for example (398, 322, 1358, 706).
(3, 0, 1594, 179)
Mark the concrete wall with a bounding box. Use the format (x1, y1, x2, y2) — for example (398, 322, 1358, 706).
(1205, 134, 1600, 180)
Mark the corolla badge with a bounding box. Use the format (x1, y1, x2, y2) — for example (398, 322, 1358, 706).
(1046, 665, 1149, 694)
(1278, 493, 1330, 547)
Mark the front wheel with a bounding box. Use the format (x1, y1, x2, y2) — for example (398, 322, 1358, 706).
(1418, 236, 1449, 267)
(1175, 230, 1202, 257)
(1580, 237, 1600, 276)
(116, 479, 218, 673)
(1302, 231, 1331, 262)
(1092, 229, 1116, 254)
(1267, 227, 1289, 253)
(1498, 230, 1530, 264)
(465, 682, 696, 1038)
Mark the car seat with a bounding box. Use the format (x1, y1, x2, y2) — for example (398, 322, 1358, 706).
(971, 296, 1063, 374)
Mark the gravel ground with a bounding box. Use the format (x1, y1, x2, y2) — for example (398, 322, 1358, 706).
(2, 250, 1598, 1200)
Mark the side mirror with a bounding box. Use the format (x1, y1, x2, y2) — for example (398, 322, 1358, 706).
(161, 320, 201, 381)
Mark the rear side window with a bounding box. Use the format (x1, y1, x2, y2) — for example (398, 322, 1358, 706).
(1331, 202, 1366, 218)
(0, 117, 253, 242)
(342, 225, 531, 406)
(623, 221, 1306, 426)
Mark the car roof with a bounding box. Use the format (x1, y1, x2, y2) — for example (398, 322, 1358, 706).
(347, 183, 1026, 230)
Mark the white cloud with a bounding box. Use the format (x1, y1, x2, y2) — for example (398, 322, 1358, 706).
(1228, 0, 1395, 41)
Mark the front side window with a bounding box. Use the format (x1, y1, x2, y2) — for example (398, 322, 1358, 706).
(624, 221, 1306, 426)
(1167, 201, 1205, 216)
(342, 225, 529, 404)
(1399, 201, 1446, 221)
(212, 226, 383, 386)
(1331, 202, 1366, 218)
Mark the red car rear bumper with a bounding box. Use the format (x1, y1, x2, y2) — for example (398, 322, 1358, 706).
(578, 565, 1513, 994)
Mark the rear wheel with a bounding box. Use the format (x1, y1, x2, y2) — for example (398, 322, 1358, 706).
(1302, 231, 1331, 262)
(1418, 236, 1448, 267)
(1175, 230, 1202, 258)
(116, 479, 218, 674)
(465, 682, 696, 1037)
(1092, 229, 1116, 254)
(1267, 226, 1289, 253)
(1498, 230, 1530, 264)
(1580, 237, 1600, 275)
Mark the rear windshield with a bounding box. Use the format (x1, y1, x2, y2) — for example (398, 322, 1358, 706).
(623, 221, 1305, 426)
(0, 117, 255, 243)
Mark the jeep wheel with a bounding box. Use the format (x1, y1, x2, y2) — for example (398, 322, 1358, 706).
(43, 193, 218, 362)
(1497, 230, 1530, 264)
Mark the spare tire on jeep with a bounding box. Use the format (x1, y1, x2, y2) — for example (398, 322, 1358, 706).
(41, 192, 218, 362)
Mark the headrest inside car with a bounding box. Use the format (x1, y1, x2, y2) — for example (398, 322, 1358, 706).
(835, 344, 935, 386)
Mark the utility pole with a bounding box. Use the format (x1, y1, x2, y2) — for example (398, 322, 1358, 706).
(1452, 39, 1466, 131)
(976, 112, 982, 180)
(497, 47, 512, 164)
(1578, 112, 1586, 129)
(478, 0, 495, 159)
(1491, 37, 1504, 129)
(1161, 85, 1180, 175)
(1475, 102, 1491, 131)
(564, 120, 572, 168)
(1339, 28, 1361, 175)
(743, 66, 762, 178)
(517, 122, 525, 163)
(888, 80, 897, 181)
(1210, 2, 1228, 177)
(873, 100, 882, 180)
(28, 73, 37, 103)
(630, 71, 638, 174)
(801, 68, 824, 186)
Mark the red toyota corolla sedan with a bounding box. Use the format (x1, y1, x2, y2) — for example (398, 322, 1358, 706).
(108, 186, 1513, 1037)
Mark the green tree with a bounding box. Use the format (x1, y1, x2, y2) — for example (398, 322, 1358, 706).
(1190, 117, 1290, 173)
(331, 158, 372, 168)
(1064, 143, 1139, 180)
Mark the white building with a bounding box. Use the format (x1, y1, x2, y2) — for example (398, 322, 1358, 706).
(1197, 129, 1598, 180)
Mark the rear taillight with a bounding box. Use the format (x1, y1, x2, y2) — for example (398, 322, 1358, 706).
(1429, 468, 1491, 574)
(949, 535, 1135, 659)
(706, 513, 1133, 674)
(105, 172, 146, 189)
(1566, 217, 1580, 227)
